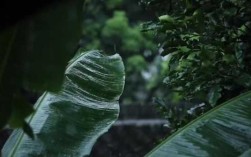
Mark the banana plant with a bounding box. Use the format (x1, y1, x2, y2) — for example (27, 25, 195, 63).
(2, 50, 125, 157)
(147, 91, 251, 157)
(0, 0, 83, 130)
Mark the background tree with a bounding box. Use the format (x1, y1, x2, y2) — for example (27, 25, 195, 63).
(81, 0, 170, 104)
(141, 0, 251, 130)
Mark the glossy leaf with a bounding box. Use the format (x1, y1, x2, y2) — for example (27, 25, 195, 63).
(2, 50, 125, 157)
(147, 91, 251, 157)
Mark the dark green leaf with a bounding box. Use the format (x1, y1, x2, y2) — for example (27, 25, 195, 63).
(0, 0, 83, 129)
(8, 94, 34, 128)
(235, 73, 251, 88)
(13, 0, 83, 91)
(23, 122, 34, 140)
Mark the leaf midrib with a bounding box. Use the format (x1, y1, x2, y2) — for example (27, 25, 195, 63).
(8, 93, 48, 157)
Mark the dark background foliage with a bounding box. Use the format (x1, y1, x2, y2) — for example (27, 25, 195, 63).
(141, 0, 251, 130)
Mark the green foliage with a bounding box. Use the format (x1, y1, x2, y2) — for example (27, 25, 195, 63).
(106, 0, 123, 9)
(140, 0, 251, 156)
(2, 50, 125, 156)
(0, 0, 82, 132)
(102, 11, 129, 38)
(142, 0, 251, 106)
(100, 10, 156, 54)
(154, 97, 206, 132)
(126, 55, 147, 73)
(82, 0, 157, 57)
(147, 91, 251, 157)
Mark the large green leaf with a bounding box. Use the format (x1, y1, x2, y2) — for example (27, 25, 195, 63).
(147, 91, 251, 157)
(0, 0, 83, 129)
(1, 50, 125, 156)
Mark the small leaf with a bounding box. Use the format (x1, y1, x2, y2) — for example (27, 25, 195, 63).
(223, 54, 235, 63)
(158, 15, 174, 23)
(178, 46, 190, 53)
(208, 85, 222, 107)
(235, 44, 244, 65)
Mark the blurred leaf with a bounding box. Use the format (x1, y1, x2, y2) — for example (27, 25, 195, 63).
(141, 22, 160, 32)
(8, 94, 34, 128)
(15, 0, 83, 91)
(235, 43, 244, 65)
(240, 149, 251, 157)
(2, 50, 125, 156)
(106, 0, 123, 9)
(0, 0, 83, 129)
(147, 91, 251, 157)
(223, 54, 235, 63)
(126, 55, 147, 73)
(208, 85, 222, 107)
(236, 73, 251, 88)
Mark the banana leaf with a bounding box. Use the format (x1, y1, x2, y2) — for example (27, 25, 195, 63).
(147, 91, 251, 157)
(0, 0, 83, 129)
(1, 50, 125, 157)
